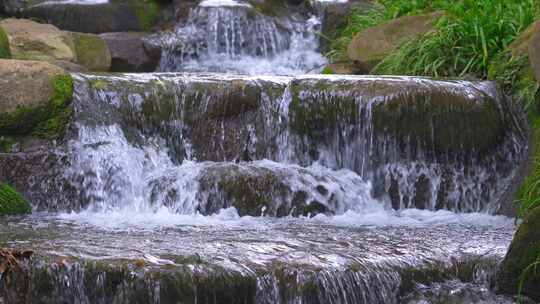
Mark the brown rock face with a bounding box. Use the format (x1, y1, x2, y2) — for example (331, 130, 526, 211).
(347, 12, 443, 69)
(0, 59, 65, 114)
(0, 18, 76, 63)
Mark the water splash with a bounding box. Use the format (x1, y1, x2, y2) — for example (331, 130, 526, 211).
(157, 2, 327, 75)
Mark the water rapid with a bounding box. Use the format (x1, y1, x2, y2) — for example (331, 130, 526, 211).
(0, 1, 530, 303)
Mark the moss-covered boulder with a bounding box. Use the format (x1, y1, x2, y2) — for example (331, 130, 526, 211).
(197, 163, 335, 217)
(0, 183, 31, 215)
(70, 32, 111, 72)
(347, 12, 443, 70)
(0, 18, 76, 62)
(22, 0, 169, 34)
(0, 25, 11, 59)
(494, 206, 540, 301)
(0, 59, 73, 137)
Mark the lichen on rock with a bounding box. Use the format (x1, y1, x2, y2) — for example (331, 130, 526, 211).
(0, 59, 73, 139)
(0, 18, 76, 62)
(70, 32, 111, 72)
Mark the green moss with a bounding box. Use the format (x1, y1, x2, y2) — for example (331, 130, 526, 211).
(133, 0, 163, 30)
(216, 167, 281, 216)
(322, 66, 335, 74)
(0, 136, 17, 153)
(90, 79, 109, 90)
(72, 32, 111, 72)
(496, 206, 540, 301)
(0, 74, 74, 139)
(32, 74, 74, 139)
(0, 183, 31, 216)
(0, 25, 11, 59)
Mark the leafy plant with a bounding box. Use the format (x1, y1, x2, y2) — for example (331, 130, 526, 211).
(373, 0, 537, 78)
(517, 252, 540, 303)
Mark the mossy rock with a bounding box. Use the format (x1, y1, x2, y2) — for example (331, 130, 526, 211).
(0, 25, 11, 59)
(71, 32, 111, 72)
(288, 78, 505, 156)
(0, 18, 76, 62)
(0, 59, 73, 138)
(495, 206, 540, 301)
(23, 0, 167, 34)
(0, 183, 31, 215)
(347, 12, 443, 69)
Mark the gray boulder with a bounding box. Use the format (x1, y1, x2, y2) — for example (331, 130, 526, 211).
(10, 0, 170, 34)
(100, 32, 161, 72)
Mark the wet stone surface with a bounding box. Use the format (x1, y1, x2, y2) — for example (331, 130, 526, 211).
(0, 212, 517, 303)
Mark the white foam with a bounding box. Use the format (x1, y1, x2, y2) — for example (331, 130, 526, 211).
(199, 0, 251, 7)
(32, 0, 108, 6)
(57, 205, 514, 232)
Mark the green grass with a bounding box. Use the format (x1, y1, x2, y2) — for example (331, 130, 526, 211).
(326, 0, 447, 61)
(373, 0, 537, 78)
(517, 251, 540, 303)
(330, 0, 538, 79)
(0, 25, 11, 59)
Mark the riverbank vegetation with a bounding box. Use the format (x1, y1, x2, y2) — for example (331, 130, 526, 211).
(329, 0, 540, 216)
(329, 0, 540, 300)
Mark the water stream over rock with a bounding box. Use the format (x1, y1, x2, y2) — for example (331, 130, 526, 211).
(0, 1, 531, 303)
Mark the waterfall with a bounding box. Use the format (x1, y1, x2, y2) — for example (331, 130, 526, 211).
(0, 1, 529, 303)
(21, 73, 520, 215)
(156, 0, 327, 74)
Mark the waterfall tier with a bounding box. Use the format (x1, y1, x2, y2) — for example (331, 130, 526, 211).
(2, 73, 524, 215)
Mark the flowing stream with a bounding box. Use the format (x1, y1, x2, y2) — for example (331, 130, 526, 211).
(0, 1, 530, 303)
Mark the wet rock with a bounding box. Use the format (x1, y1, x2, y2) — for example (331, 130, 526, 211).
(100, 32, 161, 72)
(0, 59, 68, 134)
(50, 59, 88, 72)
(494, 206, 540, 302)
(323, 62, 367, 75)
(319, 0, 370, 53)
(1, 0, 25, 15)
(0, 18, 76, 62)
(70, 32, 111, 72)
(179, 162, 342, 217)
(347, 12, 443, 70)
(20, 0, 170, 34)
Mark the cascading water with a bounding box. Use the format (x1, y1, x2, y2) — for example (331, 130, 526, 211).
(0, 1, 530, 303)
(157, 0, 327, 75)
(0, 73, 527, 303)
